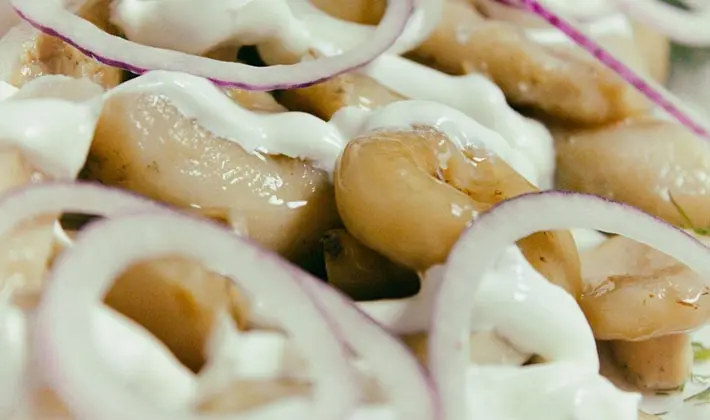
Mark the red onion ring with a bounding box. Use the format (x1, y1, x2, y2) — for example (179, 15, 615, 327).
(495, 0, 710, 139)
(0, 181, 169, 227)
(12, 0, 414, 90)
(612, 0, 710, 46)
(302, 280, 439, 420)
(36, 212, 360, 420)
(428, 191, 710, 420)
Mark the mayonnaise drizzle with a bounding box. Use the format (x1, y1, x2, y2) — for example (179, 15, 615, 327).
(107, 71, 344, 172)
(110, 71, 538, 180)
(359, 246, 639, 419)
(0, 76, 102, 179)
(362, 55, 554, 188)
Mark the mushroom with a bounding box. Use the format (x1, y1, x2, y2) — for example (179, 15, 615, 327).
(335, 128, 582, 296)
(581, 235, 708, 390)
(406, 0, 650, 125)
(0, 0, 123, 89)
(555, 117, 710, 228)
(322, 228, 420, 301)
(278, 72, 404, 120)
(81, 90, 341, 274)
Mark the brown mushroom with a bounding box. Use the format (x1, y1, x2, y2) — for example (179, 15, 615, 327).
(278, 72, 404, 120)
(334, 128, 582, 297)
(581, 236, 709, 391)
(81, 90, 341, 273)
(406, 0, 649, 125)
(322, 228, 420, 301)
(0, 0, 123, 89)
(555, 117, 710, 228)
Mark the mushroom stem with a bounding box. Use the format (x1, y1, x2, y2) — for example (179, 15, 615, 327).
(609, 333, 693, 392)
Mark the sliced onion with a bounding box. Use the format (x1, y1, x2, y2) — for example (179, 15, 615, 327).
(498, 0, 710, 139)
(0, 182, 169, 230)
(12, 0, 413, 90)
(428, 191, 710, 420)
(302, 279, 439, 420)
(36, 212, 359, 420)
(287, 0, 443, 56)
(612, 0, 710, 46)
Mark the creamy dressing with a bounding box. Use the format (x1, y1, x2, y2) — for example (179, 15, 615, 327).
(359, 246, 639, 419)
(361, 54, 553, 188)
(0, 300, 196, 417)
(0, 76, 102, 179)
(111, 71, 537, 179)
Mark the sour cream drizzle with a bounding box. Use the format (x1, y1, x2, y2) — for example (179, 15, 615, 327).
(0, 77, 101, 179)
(110, 71, 537, 180)
(362, 55, 553, 188)
(359, 245, 640, 419)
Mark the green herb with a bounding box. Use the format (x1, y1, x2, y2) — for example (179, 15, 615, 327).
(692, 372, 710, 384)
(693, 341, 710, 363)
(684, 386, 710, 405)
(669, 193, 710, 235)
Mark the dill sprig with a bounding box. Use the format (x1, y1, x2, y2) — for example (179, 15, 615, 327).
(693, 341, 710, 363)
(669, 193, 710, 236)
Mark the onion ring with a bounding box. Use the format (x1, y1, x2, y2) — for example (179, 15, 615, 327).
(36, 212, 359, 420)
(287, 0, 443, 56)
(12, 0, 414, 90)
(0, 181, 169, 227)
(429, 191, 710, 419)
(0, 182, 436, 419)
(495, 0, 710, 139)
(302, 279, 439, 420)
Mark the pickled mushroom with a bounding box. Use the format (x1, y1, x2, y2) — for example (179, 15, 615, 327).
(335, 128, 582, 296)
(82, 91, 341, 273)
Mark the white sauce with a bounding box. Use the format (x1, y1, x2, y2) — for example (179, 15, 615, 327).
(0, 76, 102, 179)
(0, 299, 196, 417)
(361, 54, 553, 188)
(359, 246, 640, 419)
(111, 71, 537, 179)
